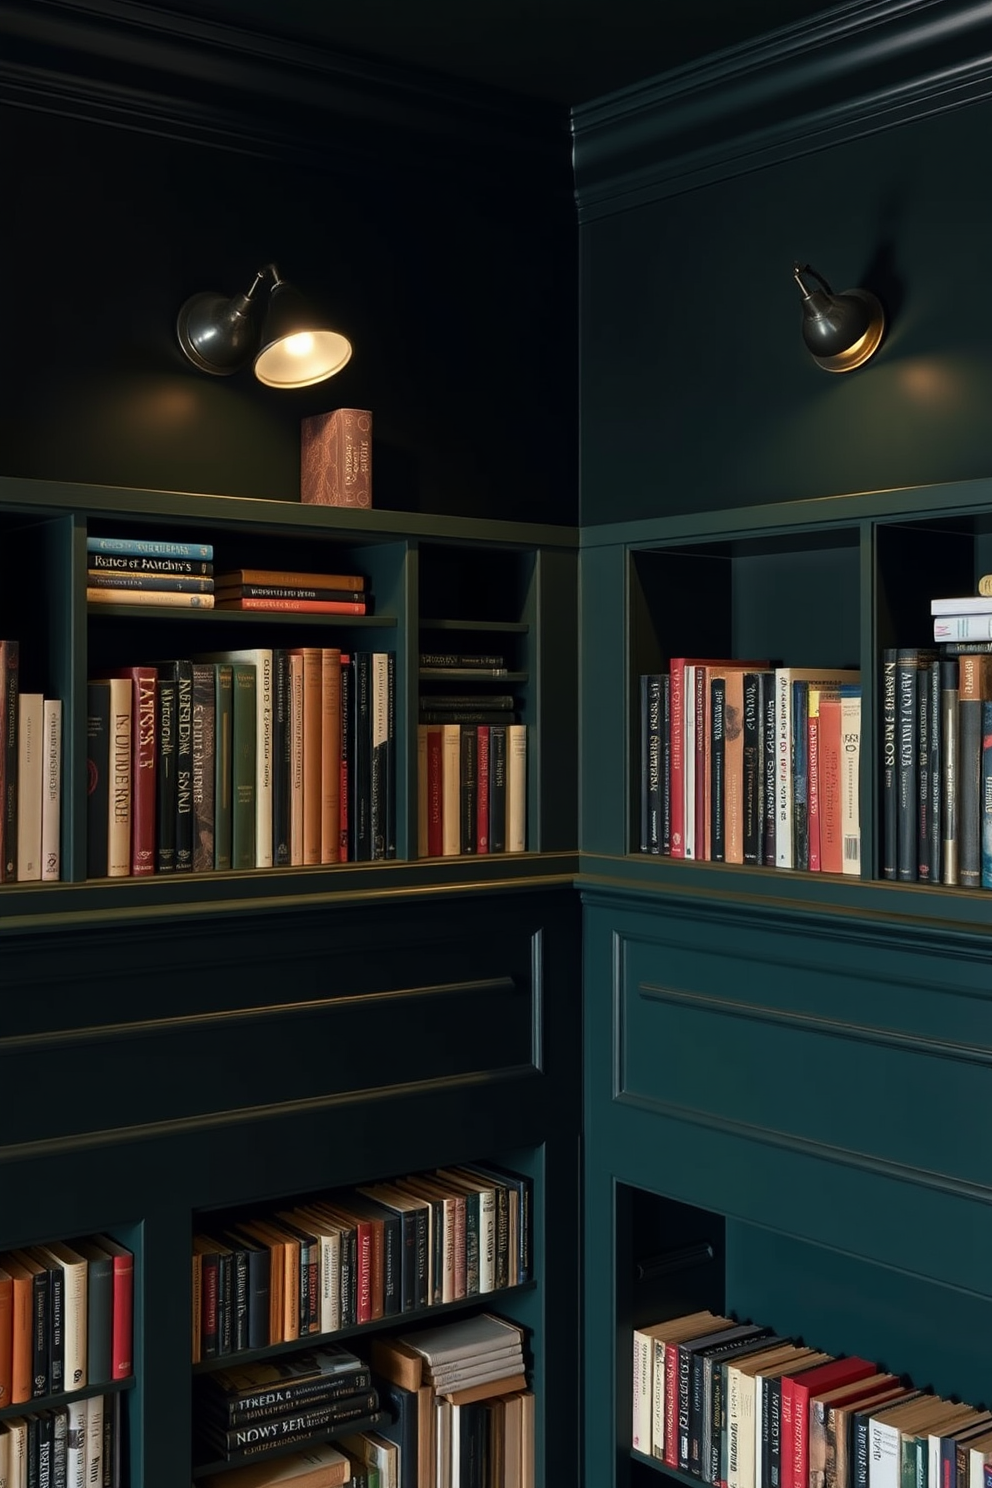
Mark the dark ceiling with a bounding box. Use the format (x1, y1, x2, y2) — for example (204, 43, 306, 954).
(161, 0, 845, 105)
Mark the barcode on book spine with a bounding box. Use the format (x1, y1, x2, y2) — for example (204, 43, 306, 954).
(843, 835, 860, 863)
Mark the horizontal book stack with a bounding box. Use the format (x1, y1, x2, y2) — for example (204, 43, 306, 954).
(194, 1343, 381, 1467)
(200, 1440, 354, 1488)
(0, 640, 63, 884)
(86, 534, 216, 608)
(0, 1392, 122, 1488)
(0, 1234, 133, 1404)
(632, 1307, 992, 1488)
(373, 1311, 533, 1488)
(191, 1161, 532, 1363)
(884, 578, 992, 889)
(86, 648, 395, 877)
(214, 568, 372, 616)
(638, 662, 862, 874)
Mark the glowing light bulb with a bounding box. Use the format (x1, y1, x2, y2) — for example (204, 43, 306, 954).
(283, 332, 314, 358)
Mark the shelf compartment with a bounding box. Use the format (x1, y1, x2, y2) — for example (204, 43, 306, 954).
(874, 514, 992, 650)
(418, 543, 536, 627)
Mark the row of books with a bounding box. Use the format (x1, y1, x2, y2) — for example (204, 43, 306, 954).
(0, 1235, 133, 1406)
(0, 641, 62, 883)
(86, 536, 374, 615)
(201, 1313, 534, 1488)
(86, 647, 395, 878)
(883, 643, 992, 888)
(632, 1308, 992, 1488)
(191, 1161, 532, 1362)
(639, 663, 862, 873)
(0, 1392, 122, 1488)
(416, 722, 527, 856)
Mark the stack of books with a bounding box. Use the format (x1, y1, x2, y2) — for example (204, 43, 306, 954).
(384, 1311, 534, 1488)
(200, 1441, 354, 1488)
(0, 1233, 133, 1402)
(85, 648, 395, 878)
(190, 1162, 532, 1362)
(632, 1307, 992, 1488)
(214, 568, 371, 616)
(0, 639, 62, 883)
(638, 661, 862, 873)
(195, 1344, 381, 1467)
(86, 535, 215, 607)
(418, 657, 526, 855)
(0, 1394, 122, 1488)
(882, 577, 992, 888)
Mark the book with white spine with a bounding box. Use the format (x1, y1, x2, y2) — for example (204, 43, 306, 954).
(41, 699, 61, 881)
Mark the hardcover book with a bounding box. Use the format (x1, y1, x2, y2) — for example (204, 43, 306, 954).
(300, 408, 373, 508)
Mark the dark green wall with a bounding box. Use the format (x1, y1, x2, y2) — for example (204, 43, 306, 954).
(579, 81, 992, 523)
(0, 81, 577, 524)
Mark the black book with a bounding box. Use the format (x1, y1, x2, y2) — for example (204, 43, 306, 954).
(917, 656, 934, 882)
(880, 647, 897, 879)
(660, 673, 672, 855)
(640, 675, 661, 852)
(940, 658, 959, 885)
(197, 1361, 373, 1427)
(460, 1160, 531, 1284)
(792, 680, 810, 871)
(418, 709, 516, 725)
(200, 1389, 381, 1459)
(271, 648, 291, 866)
(35, 1413, 54, 1488)
(25, 1251, 62, 1397)
(460, 725, 478, 855)
(214, 662, 234, 872)
(762, 673, 778, 867)
(222, 1231, 270, 1353)
(216, 1246, 234, 1358)
(22, 1257, 50, 1399)
(704, 1332, 783, 1486)
(374, 1375, 419, 1488)
(193, 1237, 221, 1361)
(928, 656, 942, 884)
(710, 677, 726, 861)
(225, 1238, 250, 1355)
(895, 648, 921, 882)
(51, 1407, 67, 1488)
(335, 1219, 357, 1329)
(160, 659, 195, 873)
(86, 681, 111, 878)
(191, 662, 216, 873)
(742, 671, 763, 865)
(355, 1185, 428, 1314)
(155, 672, 178, 873)
(689, 1325, 771, 1478)
(489, 726, 508, 854)
(958, 653, 988, 888)
(677, 1323, 760, 1474)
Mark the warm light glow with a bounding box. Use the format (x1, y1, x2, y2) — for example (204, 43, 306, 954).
(814, 314, 884, 373)
(282, 332, 315, 358)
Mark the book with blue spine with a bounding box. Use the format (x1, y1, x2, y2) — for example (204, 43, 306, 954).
(87, 536, 213, 559)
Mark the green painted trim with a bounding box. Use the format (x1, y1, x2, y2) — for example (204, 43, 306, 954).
(578, 473, 992, 545)
(572, 0, 992, 218)
(0, 475, 579, 548)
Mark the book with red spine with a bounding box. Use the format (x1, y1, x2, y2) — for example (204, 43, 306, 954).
(669, 659, 765, 861)
(817, 696, 844, 873)
(807, 705, 822, 872)
(118, 666, 158, 876)
(339, 654, 350, 862)
(782, 1356, 874, 1488)
(426, 725, 444, 856)
(91, 1236, 134, 1379)
(320, 648, 342, 865)
(216, 598, 367, 614)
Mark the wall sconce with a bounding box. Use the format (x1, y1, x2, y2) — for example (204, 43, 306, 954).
(793, 262, 885, 373)
(176, 263, 352, 389)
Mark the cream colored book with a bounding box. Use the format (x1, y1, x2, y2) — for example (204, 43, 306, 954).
(3, 1415, 27, 1488)
(66, 1397, 87, 1488)
(41, 699, 61, 881)
(506, 723, 527, 852)
(86, 587, 214, 608)
(728, 1345, 824, 1488)
(34, 1241, 89, 1390)
(442, 723, 461, 855)
(102, 677, 132, 877)
(15, 693, 43, 881)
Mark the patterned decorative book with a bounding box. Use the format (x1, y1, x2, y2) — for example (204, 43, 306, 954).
(300, 408, 373, 508)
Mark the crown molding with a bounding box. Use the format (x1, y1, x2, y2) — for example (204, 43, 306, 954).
(572, 0, 992, 220)
(0, 0, 571, 188)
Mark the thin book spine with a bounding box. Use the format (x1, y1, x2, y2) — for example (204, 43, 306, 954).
(941, 658, 959, 884)
(880, 648, 898, 879)
(214, 664, 234, 872)
(155, 674, 177, 873)
(895, 649, 919, 883)
(40, 701, 61, 882)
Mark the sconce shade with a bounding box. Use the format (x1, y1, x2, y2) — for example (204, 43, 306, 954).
(793, 263, 884, 373)
(176, 265, 352, 388)
(253, 280, 353, 389)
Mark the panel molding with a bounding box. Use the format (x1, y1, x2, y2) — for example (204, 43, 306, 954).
(572, 0, 992, 218)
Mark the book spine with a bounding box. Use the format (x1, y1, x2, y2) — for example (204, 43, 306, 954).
(489, 725, 507, 853)
(106, 679, 131, 878)
(214, 664, 234, 872)
(86, 682, 110, 879)
(174, 660, 194, 873)
(670, 659, 687, 857)
(229, 1244, 249, 1354)
(684, 665, 697, 859)
(958, 654, 986, 887)
(30, 1266, 49, 1396)
(86, 572, 214, 593)
(39, 699, 61, 882)
(352, 652, 372, 861)
(928, 657, 942, 884)
(289, 653, 304, 864)
(425, 724, 443, 856)
(85, 1261, 112, 1386)
(476, 724, 490, 854)
(661, 673, 672, 855)
(807, 709, 821, 872)
(840, 692, 862, 875)
(271, 649, 291, 866)
(762, 673, 777, 867)
(895, 650, 919, 882)
(818, 698, 843, 873)
(191, 664, 216, 873)
(91, 553, 213, 574)
(743, 671, 762, 865)
(129, 669, 157, 875)
(792, 681, 809, 871)
(321, 648, 342, 865)
(87, 536, 213, 558)
(16, 693, 44, 881)
(507, 723, 527, 852)
(231, 664, 257, 870)
(724, 671, 745, 865)
(881, 649, 897, 878)
(934, 614, 992, 641)
(711, 677, 726, 861)
(459, 725, 478, 855)
(442, 723, 461, 855)
(86, 587, 214, 608)
(338, 655, 350, 862)
(216, 584, 367, 602)
(66, 1398, 87, 1488)
(639, 675, 651, 853)
(775, 669, 794, 868)
(216, 597, 366, 614)
(47, 1263, 64, 1393)
(156, 675, 177, 873)
(204, 1366, 374, 1426)
(695, 665, 709, 860)
(941, 658, 959, 884)
(370, 651, 390, 860)
(917, 659, 933, 881)
(254, 651, 274, 870)
(385, 652, 396, 857)
(982, 698, 992, 889)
